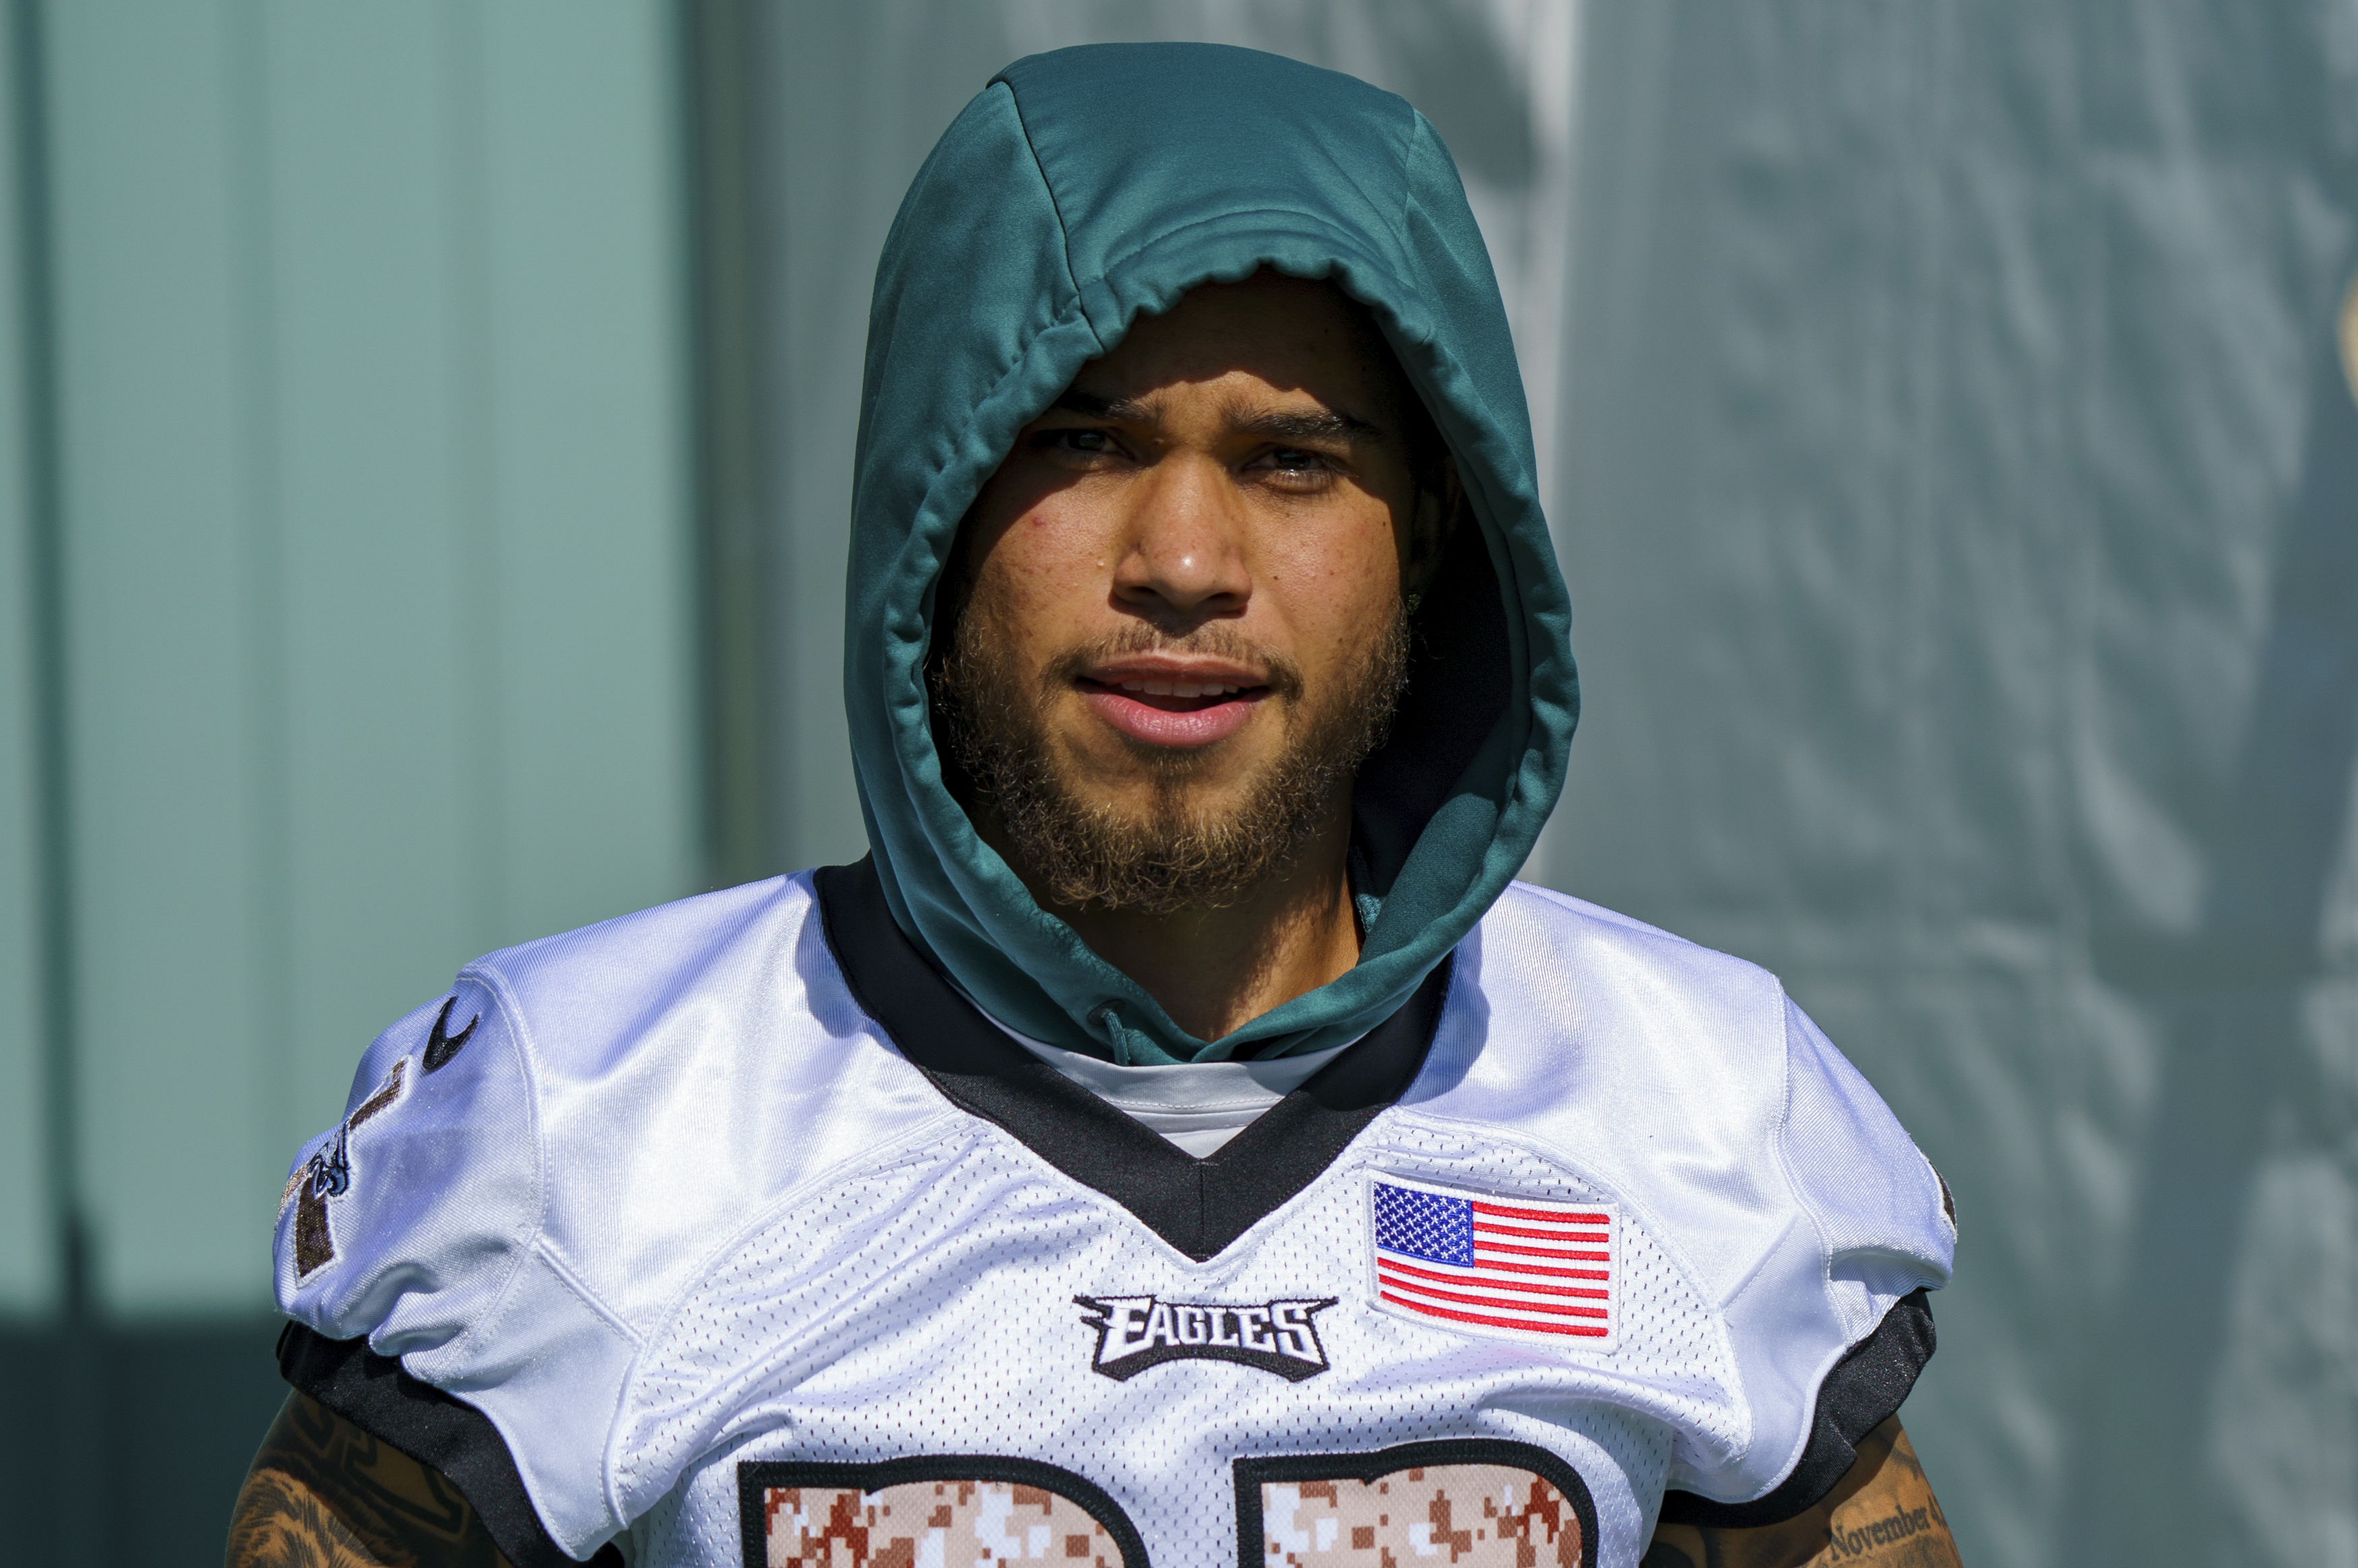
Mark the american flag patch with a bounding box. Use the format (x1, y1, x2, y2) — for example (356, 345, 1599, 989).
(1368, 1179, 1615, 1348)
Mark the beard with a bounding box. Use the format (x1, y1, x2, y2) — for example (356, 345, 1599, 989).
(930, 606, 1411, 915)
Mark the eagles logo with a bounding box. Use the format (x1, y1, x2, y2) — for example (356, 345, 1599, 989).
(1075, 1295, 1336, 1381)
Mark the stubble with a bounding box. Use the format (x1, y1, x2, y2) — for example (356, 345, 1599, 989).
(932, 608, 1409, 915)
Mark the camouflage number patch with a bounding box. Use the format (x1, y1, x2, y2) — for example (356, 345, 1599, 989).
(736, 1459, 1147, 1568)
(1236, 1441, 1598, 1568)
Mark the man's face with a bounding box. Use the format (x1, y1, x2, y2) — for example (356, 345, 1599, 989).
(934, 271, 1444, 913)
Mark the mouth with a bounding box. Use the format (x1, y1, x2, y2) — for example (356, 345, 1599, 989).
(1076, 660, 1273, 746)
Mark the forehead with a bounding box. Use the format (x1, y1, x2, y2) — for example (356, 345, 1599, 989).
(1070, 271, 1409, 420)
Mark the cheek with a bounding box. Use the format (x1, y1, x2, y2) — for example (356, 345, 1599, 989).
(964, 499, 1115, 651)
(1253, 500, 1403, 650)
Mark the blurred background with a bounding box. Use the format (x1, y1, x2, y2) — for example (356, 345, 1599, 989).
(1, 3, 2353, 1563)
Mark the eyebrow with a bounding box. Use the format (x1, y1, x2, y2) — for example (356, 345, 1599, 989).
(1231, 405, 1384, 445)
(1050, 388, 1388, 445)
(1050, 388, 1151, 421)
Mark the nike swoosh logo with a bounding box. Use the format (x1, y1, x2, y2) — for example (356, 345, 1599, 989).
(422, 995, 480, 1073)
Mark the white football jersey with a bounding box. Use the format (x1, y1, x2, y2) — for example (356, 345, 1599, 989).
(273, 861, 1953, 1568)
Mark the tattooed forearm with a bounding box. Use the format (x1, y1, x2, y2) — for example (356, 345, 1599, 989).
(226, 1392, 511, 1568)
(226, 1468, 385, 1568)
(1639, 1417, 1961, 1568)
(1812, 1420, 1955, 1565)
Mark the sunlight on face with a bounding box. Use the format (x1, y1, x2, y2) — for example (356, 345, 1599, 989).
(932, 272, 1446, 909)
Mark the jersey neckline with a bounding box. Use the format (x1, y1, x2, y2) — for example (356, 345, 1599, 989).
(813, 856, 1452, 1260)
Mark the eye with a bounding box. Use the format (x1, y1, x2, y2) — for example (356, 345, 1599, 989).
(1246, 446, 1342, 490)
(1039, 428, 1120, 456)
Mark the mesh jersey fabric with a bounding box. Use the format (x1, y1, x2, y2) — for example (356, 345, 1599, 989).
(273, 872, 1953, 1567)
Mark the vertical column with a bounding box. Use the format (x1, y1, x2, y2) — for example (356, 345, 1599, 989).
(682, 0, 773, 890)
(0, 0, 59, 1320)
(38, 0, 698, 1317)
(474, 0, 698, 945)
(44, 0, 273, 1314)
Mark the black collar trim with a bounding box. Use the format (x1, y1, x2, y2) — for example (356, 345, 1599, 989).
(813, 857, 1449, 1262)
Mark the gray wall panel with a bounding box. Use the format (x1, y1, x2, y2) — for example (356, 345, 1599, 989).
(751, 5, 2358, 1563)
(1552, 6, 2358, 1563)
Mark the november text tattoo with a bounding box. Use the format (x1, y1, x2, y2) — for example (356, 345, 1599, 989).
(1640, 1418, 1961, 1568)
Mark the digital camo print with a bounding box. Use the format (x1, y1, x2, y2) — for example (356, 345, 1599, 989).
(1236, 1445, 1597, 1568)
(1258, 1465, 1583, 1568)
(750, 1476, 1126, 1568)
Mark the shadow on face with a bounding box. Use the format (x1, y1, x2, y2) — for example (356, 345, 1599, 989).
(934, 269, 1453, 793)
(945, 270, 1451, 630)
(926, 269, 1461, 911)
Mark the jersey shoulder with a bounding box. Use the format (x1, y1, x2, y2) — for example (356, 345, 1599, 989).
(280, 870, 961, 1340)
(1406, 880, 1954, 1505)
(271, 872, 961, 1557)
(1417, 882, 1791, 1209)
(1427, 879, 1950, 1302)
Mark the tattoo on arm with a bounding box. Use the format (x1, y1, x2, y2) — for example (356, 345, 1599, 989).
(1639, 1416, 1961, 1568)
(226, 1392, 512, 1568)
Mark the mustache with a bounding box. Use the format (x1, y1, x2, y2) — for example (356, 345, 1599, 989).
(1040, 622, 1306, 704)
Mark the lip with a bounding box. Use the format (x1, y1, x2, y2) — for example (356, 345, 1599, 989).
(1077, 656, 1271, 748)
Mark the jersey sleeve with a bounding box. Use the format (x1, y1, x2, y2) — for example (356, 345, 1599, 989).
(272, 971, 635, 1564)
(274, 977, 537, 1354)
(1663, 993, 1956, 1526)
(1777, 998, 1955, 1338)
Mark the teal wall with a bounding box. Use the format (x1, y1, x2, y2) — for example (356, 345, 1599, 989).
(0, 2, 44, 1318)
(2, 0, 698, 1321)
(6, 4, 2349, 1563)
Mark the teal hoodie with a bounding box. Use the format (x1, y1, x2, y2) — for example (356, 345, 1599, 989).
(845, 42, 1577, 1065)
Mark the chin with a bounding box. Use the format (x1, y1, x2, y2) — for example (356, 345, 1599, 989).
(1068, 743, 1265, 802)
(1083, 778, 1252, 826)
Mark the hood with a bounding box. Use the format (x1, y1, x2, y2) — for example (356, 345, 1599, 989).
(843, 42, 1578, 1064)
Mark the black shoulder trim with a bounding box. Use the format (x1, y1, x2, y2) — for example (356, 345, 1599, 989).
(1234, 1439, 1598, 1568)
(276, 1321, 624, 1567)
(739, 1456, 1148, 1568)
(1657, 1287, 1938, 1529)
(813, 855, 1449, 1261)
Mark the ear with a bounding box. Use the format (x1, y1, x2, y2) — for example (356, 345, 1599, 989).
(1404, 455, 1463, 603)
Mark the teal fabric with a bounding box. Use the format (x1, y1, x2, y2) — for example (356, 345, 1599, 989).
(844, 42, 1578, 1064)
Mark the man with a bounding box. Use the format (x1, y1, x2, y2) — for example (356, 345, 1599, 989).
(230, 43, 1958, 1568)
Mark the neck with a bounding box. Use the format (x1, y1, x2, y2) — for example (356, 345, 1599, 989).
(1001, 801, 1362, 1045)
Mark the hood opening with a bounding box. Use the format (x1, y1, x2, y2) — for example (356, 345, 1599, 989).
(1352, 504, 1510, 899)
(846, 42, 1576, 1064)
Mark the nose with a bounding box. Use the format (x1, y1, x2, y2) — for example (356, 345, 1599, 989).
(1110, 454, 1252, 626)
